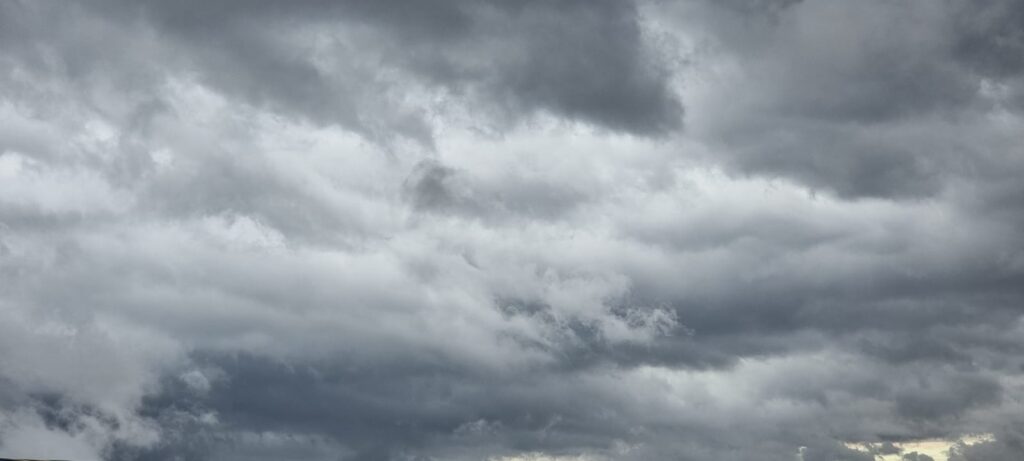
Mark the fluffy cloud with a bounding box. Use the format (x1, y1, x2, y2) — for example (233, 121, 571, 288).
(1, 1, 1023, 460)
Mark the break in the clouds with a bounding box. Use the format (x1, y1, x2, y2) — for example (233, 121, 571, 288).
(1, 1, 1024, 460)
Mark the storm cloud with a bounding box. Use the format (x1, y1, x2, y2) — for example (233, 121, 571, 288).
(1, 1, 1023, 460)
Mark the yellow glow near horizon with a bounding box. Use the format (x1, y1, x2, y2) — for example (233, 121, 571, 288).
(846, 434, 995, 461)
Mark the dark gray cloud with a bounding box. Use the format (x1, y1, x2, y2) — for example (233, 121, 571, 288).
(666, 0, 1024, 199)
(84, 0, 681, 140)
(949, 430, 1024, 461)
(2, 1, 1024, 460)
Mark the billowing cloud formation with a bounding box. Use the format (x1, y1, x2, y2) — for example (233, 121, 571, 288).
(1, 1, 1023, 460)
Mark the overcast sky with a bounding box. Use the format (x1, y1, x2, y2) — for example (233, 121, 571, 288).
(2, 1, 1024, 460)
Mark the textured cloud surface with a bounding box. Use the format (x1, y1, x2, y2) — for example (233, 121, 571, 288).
(2, 1, 1024, 460)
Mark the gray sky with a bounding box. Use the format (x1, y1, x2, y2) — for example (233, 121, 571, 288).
(1, 1, 1023, 460)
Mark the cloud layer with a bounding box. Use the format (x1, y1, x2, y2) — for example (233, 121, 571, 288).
(2, 1, 1023, 460)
